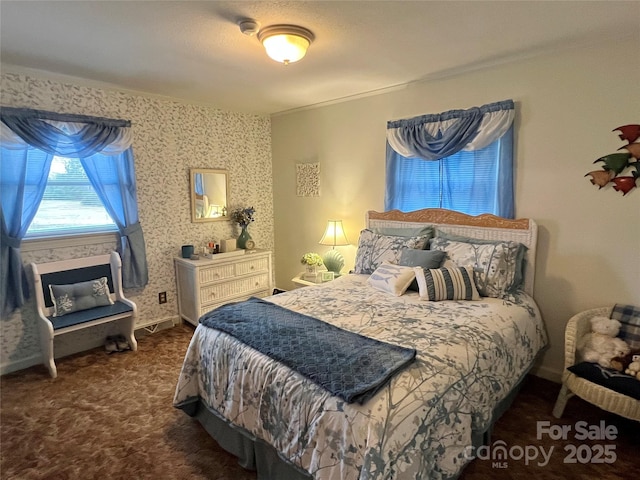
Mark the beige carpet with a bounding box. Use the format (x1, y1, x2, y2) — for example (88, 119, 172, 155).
(1, 324, 638, 479)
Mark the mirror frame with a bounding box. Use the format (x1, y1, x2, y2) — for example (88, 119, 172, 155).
(190, 168, 229, 223)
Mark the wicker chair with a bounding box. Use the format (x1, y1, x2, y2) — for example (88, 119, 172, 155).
(552, 307, 640, 421)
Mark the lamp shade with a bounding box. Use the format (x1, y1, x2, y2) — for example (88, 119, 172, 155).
(319, 220, 349, 247)
(258, 25, 314, 64)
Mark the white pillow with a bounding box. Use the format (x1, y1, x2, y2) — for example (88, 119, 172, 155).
(367, 262, 416, 296)
(414, 265, 480, 301)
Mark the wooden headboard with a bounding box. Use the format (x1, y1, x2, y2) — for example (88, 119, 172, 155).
(366, 208, 538, 296)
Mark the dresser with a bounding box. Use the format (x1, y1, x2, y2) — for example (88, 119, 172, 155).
(174, 250, 272, 326)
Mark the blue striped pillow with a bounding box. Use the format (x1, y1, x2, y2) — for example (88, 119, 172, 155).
(610, 304, 640, 350)
(414, 265, 480, 301)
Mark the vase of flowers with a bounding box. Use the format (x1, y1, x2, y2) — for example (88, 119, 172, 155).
(301, 252, 324, 278)
(231, 206, 255, 249)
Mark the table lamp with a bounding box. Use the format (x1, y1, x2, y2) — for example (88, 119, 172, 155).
(318, 220, 349, 275)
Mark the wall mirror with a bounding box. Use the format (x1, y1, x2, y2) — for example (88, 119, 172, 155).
(190, 168, 229, 223)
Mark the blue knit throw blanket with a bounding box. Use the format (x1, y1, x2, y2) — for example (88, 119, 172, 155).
(200, 297, 416, 404)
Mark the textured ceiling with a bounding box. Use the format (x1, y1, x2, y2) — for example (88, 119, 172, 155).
(1, 1, 638, 115)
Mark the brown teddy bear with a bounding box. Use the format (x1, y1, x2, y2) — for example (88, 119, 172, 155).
(610, 350, 640, 375)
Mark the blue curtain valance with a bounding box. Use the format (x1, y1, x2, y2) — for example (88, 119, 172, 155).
(386, 99, 514, 161)
(1, 107, 133, 157)
(0, 107, 131, 126)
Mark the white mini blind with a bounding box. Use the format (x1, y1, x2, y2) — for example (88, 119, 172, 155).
(26, 156, 117, 237)
(389, 139, 502, 216)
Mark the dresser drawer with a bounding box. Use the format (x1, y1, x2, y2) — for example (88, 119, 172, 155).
(235, 257, 269, 276)
(199, 263, 236, 284)
(200, 273, 270, 307)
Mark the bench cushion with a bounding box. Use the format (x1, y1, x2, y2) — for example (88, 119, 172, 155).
(48, 301, 133, 330)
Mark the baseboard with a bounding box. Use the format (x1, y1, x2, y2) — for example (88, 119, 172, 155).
(136, 316, 179, 330)
(135, 316, 179, 336)
(530, 364, 562, 383)
(0, 354, 43, 376)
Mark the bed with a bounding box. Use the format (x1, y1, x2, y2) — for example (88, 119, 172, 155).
(173, 208, 548, 480)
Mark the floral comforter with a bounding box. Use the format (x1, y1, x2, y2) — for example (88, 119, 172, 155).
(173, 274, 547, 480)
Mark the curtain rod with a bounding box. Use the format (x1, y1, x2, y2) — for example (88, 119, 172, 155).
(0, 106, 131, 127)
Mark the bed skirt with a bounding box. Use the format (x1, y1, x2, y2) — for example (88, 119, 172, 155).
(192, 400, 312, 480)
(184, 374, 528, 480)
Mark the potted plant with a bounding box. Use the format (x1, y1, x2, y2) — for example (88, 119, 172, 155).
(301, 252, 324, 278)
(230, 206, 255, 248)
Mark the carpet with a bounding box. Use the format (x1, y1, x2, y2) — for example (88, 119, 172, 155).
(1, 324, 638, 479)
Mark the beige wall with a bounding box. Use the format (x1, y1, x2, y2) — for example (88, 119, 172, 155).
(271, 35, 640, 382)
(1, 71, 273, 374)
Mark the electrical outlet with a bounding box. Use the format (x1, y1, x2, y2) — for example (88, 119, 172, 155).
(158, 291, 167, 304)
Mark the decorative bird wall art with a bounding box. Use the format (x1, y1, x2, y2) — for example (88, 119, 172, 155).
(585, 124, 640, 196)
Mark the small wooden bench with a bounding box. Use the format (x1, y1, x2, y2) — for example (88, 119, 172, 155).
(30, 252, 138, 378)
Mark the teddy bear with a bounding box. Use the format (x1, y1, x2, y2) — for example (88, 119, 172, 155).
(610, 350, 640, 373)
(626, 358, 640, 380)
(577, 316, 630, 368)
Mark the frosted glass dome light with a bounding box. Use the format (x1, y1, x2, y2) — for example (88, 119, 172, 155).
(257, 25, 314, 65)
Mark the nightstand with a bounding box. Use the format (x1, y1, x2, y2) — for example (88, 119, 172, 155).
(291, 271, 335, 287)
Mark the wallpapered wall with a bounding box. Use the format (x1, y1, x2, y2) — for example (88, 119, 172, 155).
(0, 72, 274, 373)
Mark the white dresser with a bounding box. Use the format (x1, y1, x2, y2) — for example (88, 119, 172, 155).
(174, 249, 273, 326)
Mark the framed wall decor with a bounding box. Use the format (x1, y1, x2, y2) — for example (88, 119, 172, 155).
(296, 162, 320, 197)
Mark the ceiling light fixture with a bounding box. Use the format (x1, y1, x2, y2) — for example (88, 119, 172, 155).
(257, 25, 314, 65)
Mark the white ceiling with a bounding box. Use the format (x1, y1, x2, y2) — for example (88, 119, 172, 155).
(1, 1, 638, 115)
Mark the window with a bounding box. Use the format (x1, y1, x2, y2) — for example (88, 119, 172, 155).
(1, 107, 148, 316)
(26, 156, 117, 238)
(386, 135, 511, 216)
(385, 100, 515, 218)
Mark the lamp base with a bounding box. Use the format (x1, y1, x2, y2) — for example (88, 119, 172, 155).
(322, 250, 344, 275)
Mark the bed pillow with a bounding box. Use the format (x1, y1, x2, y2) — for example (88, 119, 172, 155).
(429, 237, 523, 298)
(433, 230, 528, 292)
(353, 229, 429, 274)
(49, 277, 113, 317)
(398, 249, 446, 291)
(371, 225, 433, 245)
(367, 263, 416, 296)
(414, 265, 480, 301)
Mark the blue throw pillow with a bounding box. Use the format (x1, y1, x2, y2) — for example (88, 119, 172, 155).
(49, 277, 114, 317)
(398, 249, 446, 291)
